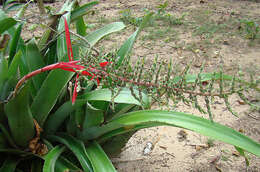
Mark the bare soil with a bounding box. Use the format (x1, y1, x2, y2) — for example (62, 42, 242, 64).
(7, 0, 260, 171)
(88, 0, 260, 171)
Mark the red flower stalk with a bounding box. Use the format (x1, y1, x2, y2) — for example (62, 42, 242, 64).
(14, 18, 110, 104)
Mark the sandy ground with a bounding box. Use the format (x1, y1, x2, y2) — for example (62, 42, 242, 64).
(88, 0, 260, 171)
(6, 0, 260, 171)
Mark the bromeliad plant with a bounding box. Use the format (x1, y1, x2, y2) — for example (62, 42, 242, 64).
(0, 0, 260, 171)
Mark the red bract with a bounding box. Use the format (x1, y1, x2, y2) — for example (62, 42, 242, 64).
(64, 18, 73, 61)
(14, 18, 110, 104)
(63, 18, 110, 104)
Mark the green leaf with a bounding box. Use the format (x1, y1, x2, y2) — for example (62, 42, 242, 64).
(0, 57, 8, 96)
(38, 29, 52, 51)
(71, 1, 98, 23)
(8, 50, 22, 78)
(3, 0, 16, 7)
(26, 39, 47, 91)
(0, 124, 17, 148)
(0, 133, 7, 149)
(81, 110, 260, 157)
(85, 22, 125, 47)
(58, 0, 75, 14)
(83, 103, 104, 130)
(43, 146, 66, 172)
(55, 156, 81, 172)
(0, 17, 17, 34)
(31, 70, 74, 127)
(235, 146, 250, 166)
(174, 73, 258, 91)
(109, 104, 136, 120)
(0, 76, 17, 101)
(15, 2, 28, 18)
(6, 4, 24, 12)
(8, 24, 22, 65)
(0, 148, 35, 156)
(47, 134, 93, 172)
(75, 16, 87, 36)
(4, 83, 35, 147)
(44, 100, 93, 134)
(45, 88, 149, 134)
(85, 141, 116, 172)
(56, 11, 71, 61)
(0, 157, 19, 172)
(116, 12, 153, 67)
(66, 112, 77, 136)
(31, 159, 43, 172)
(83, 88, 150, 109)
(44, 102, 76, 134)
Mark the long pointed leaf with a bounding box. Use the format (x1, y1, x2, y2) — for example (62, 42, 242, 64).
(85, 22, 125, 47)
(8, 24, 22, 64)
(85, 141, 116, 172)
(71, 1, 98, 22)
(81, 110, 260, 157)
(75, 16, 87, 36)
(26, 39, 47, 91)
(4, 83, 35, 147)
(45, 88, 148, 134)
(55, 156, 81, 172)
(43, 146, 66, 172)
(82, 88, 150, 108)
(0, 17, 17, 34)
(31, 70, 74, 126)
(0, 124, 17, 148)
(8, 50, 22, 78)
(116, 12, 153, 67)
(44, 100, 86, 134)
(0, 58, 8, 96)
(0, 157, 19, 172)
(47, 134, 93, 172)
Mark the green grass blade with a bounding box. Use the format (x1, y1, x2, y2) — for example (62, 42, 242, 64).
(85, 22, 125, 47)
(47, 134, 93, 172)
(71, 1, 98, 23)
(43, 146, 66, 172)
(116, 12, 153, 67)
(4, 83, 35, 147)
(81, 110, 260, 157)
(85, 141, 116, 172)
